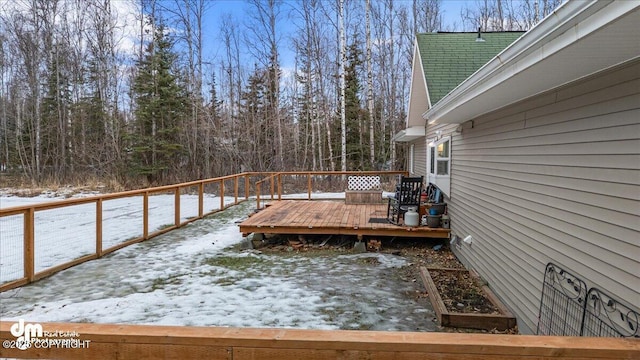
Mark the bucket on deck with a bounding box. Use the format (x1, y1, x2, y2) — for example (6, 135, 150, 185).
(426, 214, 441, 228)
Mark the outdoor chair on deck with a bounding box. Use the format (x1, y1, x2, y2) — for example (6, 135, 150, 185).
(387, 176, 423, 225)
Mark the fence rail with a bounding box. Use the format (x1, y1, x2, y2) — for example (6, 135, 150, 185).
(0, 173, 255, 292)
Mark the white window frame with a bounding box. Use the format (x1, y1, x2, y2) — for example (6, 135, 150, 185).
(427, 136, 451, 197)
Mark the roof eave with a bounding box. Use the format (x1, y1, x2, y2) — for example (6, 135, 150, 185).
(423, 0, 640, 124)
(392, 126, 425, 142)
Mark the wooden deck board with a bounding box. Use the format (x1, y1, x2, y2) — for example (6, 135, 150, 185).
(239, 200, 450, 239)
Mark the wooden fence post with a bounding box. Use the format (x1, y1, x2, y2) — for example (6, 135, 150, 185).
(96, 200, 103, 258)
(198, 183, 204, 218)
(307, 173, 312, 200)
(24, 208, 35, 282)
(220, 180, 225, 210)
(143, 192, 149, 239)
(174, 187, 180, 227)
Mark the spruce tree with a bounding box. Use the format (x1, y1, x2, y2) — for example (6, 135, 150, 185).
(343, 42, 366, 170)
(130, 23, 187, 184)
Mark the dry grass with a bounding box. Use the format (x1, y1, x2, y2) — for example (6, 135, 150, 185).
(0, 173, 127, 198)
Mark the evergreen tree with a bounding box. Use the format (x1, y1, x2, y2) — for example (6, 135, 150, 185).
(343, 41, 366, 170)
(129, 23, 188, 184)
(41, 42, 72, 179)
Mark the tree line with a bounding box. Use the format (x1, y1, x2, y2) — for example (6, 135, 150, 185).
(0, 0, 561, 186)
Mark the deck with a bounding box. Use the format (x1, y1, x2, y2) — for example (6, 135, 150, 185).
(239, 200, 450, 239)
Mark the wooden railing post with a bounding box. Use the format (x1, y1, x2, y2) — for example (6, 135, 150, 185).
(270, 175, 275, 200)
(245, 174, 250, 200)
(143, 192, 149, 239)
(307, 173, 312, 200)
(277, 174, 282, 200)
(96, 199, 103, 258)
(220, 180, 225, 210)
(234, 176, 239, 204)
(24, 208, 35, 282)
(174, 187, 181, 227)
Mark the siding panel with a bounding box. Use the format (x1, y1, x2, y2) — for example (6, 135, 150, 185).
(454, 161, 639, 185)
(448, 61, 640, 334)
(462, 94, 638, 141)
(410, 138, 427, 177)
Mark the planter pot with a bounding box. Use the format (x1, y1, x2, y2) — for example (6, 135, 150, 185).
(419, 267, 517, 331)
(428, 202, 446, 215)
(426, 215, 441, 228)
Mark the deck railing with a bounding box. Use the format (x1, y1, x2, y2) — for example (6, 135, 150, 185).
(0, 171, 407, 292)
(0, 173, 259, 292)
(254, 171, 407, 209)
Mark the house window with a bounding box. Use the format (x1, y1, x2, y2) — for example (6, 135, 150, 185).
(427, 136, 451, 197)
(437, 138, 450, 175)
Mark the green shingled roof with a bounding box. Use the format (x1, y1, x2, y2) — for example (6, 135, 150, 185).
(417, 32, 525, 105)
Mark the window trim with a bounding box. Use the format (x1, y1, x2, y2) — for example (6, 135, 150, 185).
(436, 137, 450, 176)
(427, 136, 451, 197)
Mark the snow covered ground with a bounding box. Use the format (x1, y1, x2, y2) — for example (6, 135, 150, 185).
(0, 193, 238, 282)
(0, 195, 436, 332)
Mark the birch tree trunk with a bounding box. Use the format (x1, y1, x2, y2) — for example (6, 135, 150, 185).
(366, 0, 375, 169)
(338, 0, 346, 173)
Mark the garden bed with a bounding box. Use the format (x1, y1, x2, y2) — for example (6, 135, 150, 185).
(420, 266, 516, 331)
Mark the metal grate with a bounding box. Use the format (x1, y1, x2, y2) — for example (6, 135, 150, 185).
(582, 288, 639, 338)
(537, 263, 587, 336)
(537, 263, 639, 338)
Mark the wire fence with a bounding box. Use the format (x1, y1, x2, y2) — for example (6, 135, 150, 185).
(0, 171, 407, 292)
(0, 173, 255, 291)
(102, 195, 145, 251)
(0, 214, 24, 283)
(34, 203, 96, 273)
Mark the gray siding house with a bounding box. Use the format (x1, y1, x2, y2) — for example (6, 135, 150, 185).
(396, 1, 640, 334)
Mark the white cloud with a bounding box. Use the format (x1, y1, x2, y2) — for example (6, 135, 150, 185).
(109, 0, 146, 56)
(0, 0, 145, 56)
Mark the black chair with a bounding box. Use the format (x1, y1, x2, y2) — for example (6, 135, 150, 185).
(387, 176, 423, 224)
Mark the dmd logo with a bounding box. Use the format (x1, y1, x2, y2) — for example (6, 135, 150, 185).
(3, 319, 90, 351)
(10, 319, 43, 350)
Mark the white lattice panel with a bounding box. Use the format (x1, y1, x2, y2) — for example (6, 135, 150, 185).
(347, 176, 381, 191)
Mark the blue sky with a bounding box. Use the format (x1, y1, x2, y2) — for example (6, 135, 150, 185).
(196, 0, 472, 69)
